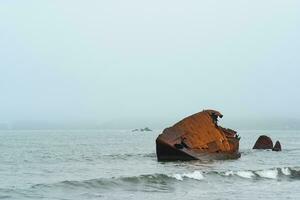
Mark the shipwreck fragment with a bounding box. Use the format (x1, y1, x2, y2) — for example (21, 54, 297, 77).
(253, 135, 282, 151)
(253, 135, 273, 150)
(156, 110, 241, 161)
(272, 141, 282, 152)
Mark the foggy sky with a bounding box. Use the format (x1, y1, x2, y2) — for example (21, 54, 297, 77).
(1, 1, 300, 128)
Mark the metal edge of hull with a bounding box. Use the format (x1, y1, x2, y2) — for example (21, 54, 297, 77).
(156, 138, 241, 162)
(156, 139, 196, 161)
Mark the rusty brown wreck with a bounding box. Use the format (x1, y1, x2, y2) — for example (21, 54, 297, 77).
(156, 110, 241, 161)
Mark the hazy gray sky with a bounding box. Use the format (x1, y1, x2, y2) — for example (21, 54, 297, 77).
(1, 1, 300, 127)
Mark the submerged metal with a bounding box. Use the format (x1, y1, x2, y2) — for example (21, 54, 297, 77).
(156, 110, 241, 161)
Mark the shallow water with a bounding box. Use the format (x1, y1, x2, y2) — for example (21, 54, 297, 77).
(0, 129, 299, 199)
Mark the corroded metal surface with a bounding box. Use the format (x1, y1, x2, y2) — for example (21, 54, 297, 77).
(272, 141, 282, 152)
(156, 110, 240, 161)
(253, 135, 273, 150)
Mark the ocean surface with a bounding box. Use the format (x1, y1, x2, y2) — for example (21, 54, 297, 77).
(0, 129, 299, 200)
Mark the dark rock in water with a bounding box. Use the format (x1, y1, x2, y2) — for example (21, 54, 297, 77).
(140, 127, 152, 132)
(253, 135, 273, 150)
(272, 141, 282, 151)
(132, 127, 152, 132)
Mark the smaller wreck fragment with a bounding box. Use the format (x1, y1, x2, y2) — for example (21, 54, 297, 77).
(253, 135, 282, 151)
(156, 110, 241, 161)
(253, 135, 273, 150)
(272, 141, 282, 152)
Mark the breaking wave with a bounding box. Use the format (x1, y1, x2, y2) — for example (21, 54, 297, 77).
(220, 167, 300, 179)
(172, 171, 204, 181)
(171, 167, 300, 181)
(32, 174, 177, 192)
(30, 167, 300, 192)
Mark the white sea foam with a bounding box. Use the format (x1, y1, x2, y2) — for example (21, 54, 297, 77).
(172, 174, 183, 181)
(224, 171, 234, 176)
(281, 167, 291, 176)
(236, 171, 255, 179)
(172, 171, 204, 181)
(183, 171, 204, 180)
(173, 167, 292, 181)
(256, 169, 278, 179)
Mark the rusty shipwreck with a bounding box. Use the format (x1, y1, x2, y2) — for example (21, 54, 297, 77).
(156, 110, 241, 161)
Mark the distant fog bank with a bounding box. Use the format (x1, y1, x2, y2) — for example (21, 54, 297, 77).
(1, 117, 300, 131)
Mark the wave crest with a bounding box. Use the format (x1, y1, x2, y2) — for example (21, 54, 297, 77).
(31, 167, 300, 192)
(222, 167, 300, 179)
(172, 171, 204, 181)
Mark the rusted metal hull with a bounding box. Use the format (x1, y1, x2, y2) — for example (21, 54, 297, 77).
(253, 135, 282, 151)
(253, 135, 273, 150)
(156, 110, 240, 161)
(156, 140, 240, 161)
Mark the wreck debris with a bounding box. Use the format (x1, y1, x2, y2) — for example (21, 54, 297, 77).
(272, 141, 282, 152)
(156, 110, 240, 161)
(253, 135, 273, 150)
(253, 135, 282, 151)
(140, 127, 152, 132)
(132, 127, 152, 132)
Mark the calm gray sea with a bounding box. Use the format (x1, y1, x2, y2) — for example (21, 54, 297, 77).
(0, 129, 299, 200)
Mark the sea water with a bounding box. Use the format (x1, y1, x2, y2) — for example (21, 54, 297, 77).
(0, 130, 299, 200)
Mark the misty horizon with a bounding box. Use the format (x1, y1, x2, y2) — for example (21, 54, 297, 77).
(1, 113, 300, 130)
(1, 1, 300, 130)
